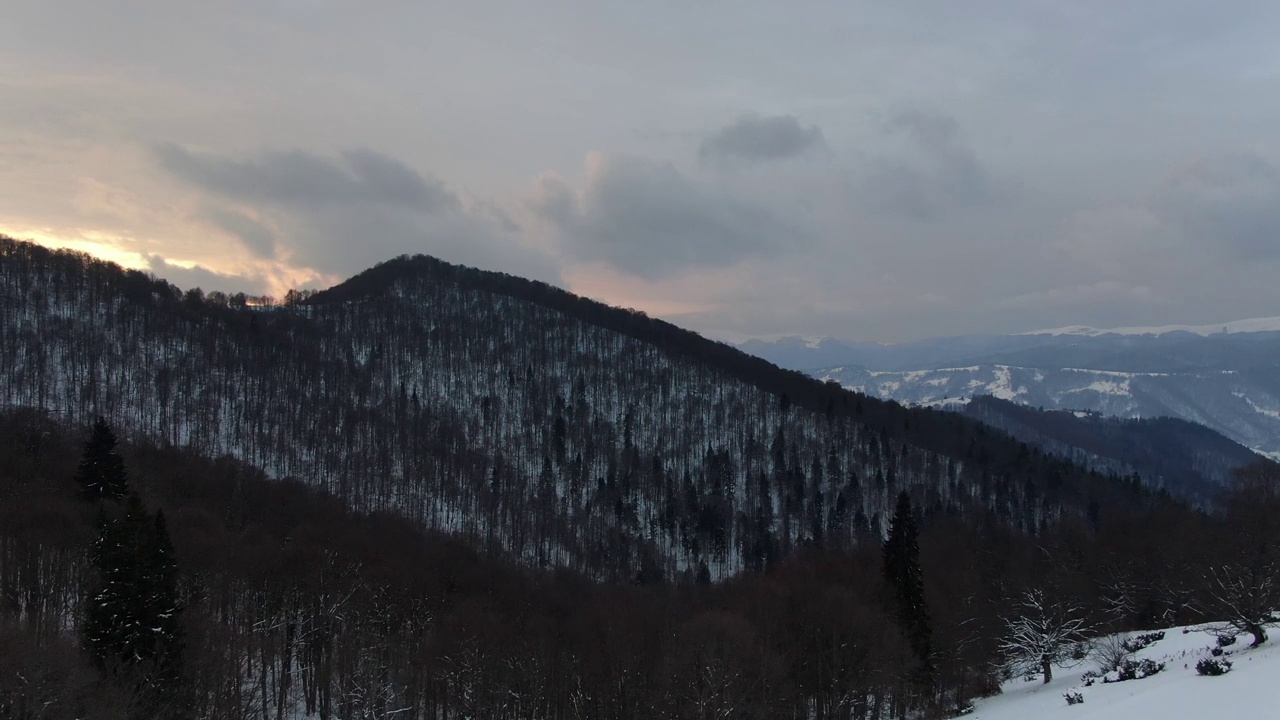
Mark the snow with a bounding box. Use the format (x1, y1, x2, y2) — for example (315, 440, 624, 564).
(986, 366, 1024, 401)
(971, 623, 1280, 720)
(1025, 316, 1280, 338)
(1233, 392, 1280, 421)
(1065, 379, 1133, 397)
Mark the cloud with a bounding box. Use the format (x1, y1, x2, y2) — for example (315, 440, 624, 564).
(145, 255, 269, 295)
(156, 144, 457, 211)
(1158, 153, 1280, 259)
(698, 114, 825, 165)
(860, 109, 991, 220)
(529, 152, 805, 280)
(207, 208, 277, 259)
(156, 145, 558, 283)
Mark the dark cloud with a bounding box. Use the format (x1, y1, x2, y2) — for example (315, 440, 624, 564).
(531, 153, 804, 280)
(156, 144, 457, 211)
(206, 208, 277, 259)
(157, 145, 557, 282)
(699, 114, 825, 165)
(1159, 154, 1280, 259)
(862, 109, 991, 220)
(145, 255, 267, 295)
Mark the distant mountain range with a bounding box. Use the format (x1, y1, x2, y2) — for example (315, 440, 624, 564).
(739, 324, 1280, 457)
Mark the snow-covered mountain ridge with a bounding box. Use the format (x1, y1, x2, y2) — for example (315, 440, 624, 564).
(741, 324, 1280, 455)
(1027, 316, 1280, 337)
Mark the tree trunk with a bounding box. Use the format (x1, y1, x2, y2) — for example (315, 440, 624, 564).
(1248, 623, 1267, 648)
(1041, 657, 1052, 684)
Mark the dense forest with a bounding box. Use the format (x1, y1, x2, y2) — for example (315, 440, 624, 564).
(4, 408, 1276, 719)
(3, 236, 1279, 718)
(963, 396, 1262, 505)
(0, 237, 1205, 581)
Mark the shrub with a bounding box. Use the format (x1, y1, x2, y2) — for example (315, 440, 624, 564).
(1063, 691, 1085, 706)
(1103, 658, 1165, 683)
(1093, 634, 1133, 672)
(1216, 634, 1237, 648)
(1121, 631, 1165, 653)
(1196, 658, 1232, 676)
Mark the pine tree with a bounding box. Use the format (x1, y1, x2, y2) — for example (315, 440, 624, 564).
(76, 417, 129, 500)
(142, 510, 184, 684)
(883, 491, 933, 673)
(83, 495, 184, 709)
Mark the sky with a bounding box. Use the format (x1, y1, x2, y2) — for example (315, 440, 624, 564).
(4, 1, 1280, 342)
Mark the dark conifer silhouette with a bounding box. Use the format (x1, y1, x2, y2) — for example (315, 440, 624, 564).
(76, 417, 128, 501)
(883, 491, 933, 674)
(83, 494, 184, 710)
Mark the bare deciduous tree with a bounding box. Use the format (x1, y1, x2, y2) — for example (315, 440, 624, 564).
(999, 589, 1091, 684)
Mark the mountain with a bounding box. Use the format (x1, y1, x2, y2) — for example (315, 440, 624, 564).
(743, 328, 1280, 456)
(736, 334, 1046, 372)
(4, 236, 1278, 719)
(961, 396, 1260, 503)
(1, 236, 1152, 582)
(1026, 316, 1280, 337)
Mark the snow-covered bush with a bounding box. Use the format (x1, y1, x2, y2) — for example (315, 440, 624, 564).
(1196, 657, 1233, 676)
(1063, 690, 1085, 706)
(1216, 633, 1237, 648)
(1101, 658, 1164, 683)
(1121, 631, 1165, 653)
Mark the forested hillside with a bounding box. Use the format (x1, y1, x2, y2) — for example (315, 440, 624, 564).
(5, 237, 1280, 719)
(962, 396, 1261, 505)
(2, 408, 1267, 720)
(1, 236, 1164, 581)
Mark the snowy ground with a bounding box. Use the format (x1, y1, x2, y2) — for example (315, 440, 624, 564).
(971, 623, 1280, 720)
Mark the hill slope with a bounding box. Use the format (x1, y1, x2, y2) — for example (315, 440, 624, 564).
(0, 237, 1160, 579)
(974, 624, 1279, 720)
(961, 396, 1260, 504)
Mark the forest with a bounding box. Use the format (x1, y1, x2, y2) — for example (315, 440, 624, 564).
(2, 236, 1278, 718)
(0, 237, 1197, 581)
(4, 408, 1277, 719)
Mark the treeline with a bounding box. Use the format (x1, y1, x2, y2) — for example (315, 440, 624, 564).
(5, 409, 1279, 719)
(1, 237, 1183, 581)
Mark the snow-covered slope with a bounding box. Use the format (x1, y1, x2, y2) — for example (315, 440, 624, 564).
(819, 363, 1280, 456)
(740, 324, 1280, 456)
(974, 624, 1280, 720)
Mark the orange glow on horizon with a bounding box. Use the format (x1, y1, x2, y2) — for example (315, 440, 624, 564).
(3, 227, 154, 271)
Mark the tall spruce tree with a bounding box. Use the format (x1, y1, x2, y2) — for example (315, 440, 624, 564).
(883, 491, 933, 673)
(84, 494, 184, 707)
(76, 417, 129, 500)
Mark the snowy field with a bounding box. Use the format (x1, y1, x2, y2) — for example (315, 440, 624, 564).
(972, 623, 1280, 720)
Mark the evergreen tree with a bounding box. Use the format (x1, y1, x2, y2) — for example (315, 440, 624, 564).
(83, 495, 184, 709)
(76, 416, 129, 500)
(883, 491, 933, 673)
